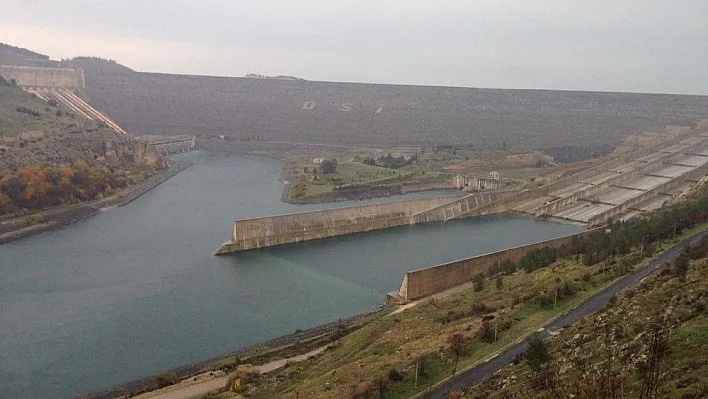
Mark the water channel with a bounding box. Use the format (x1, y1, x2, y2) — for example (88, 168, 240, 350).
(0, 151, 582, 398)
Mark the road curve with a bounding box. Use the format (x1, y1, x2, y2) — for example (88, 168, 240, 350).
(421, 229, 708, 399)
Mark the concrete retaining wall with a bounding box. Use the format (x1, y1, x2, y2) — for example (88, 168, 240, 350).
(214, 195, 461, 254)
(410, 190, 519, 223)
(0, 65, 86, 88)
(396, 229, 597, 300)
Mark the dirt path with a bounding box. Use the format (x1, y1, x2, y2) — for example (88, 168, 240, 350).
(132, 346, 329, 399)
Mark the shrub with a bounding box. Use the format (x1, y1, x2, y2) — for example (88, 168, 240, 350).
(525, 336, 552, 372)
(156, 372, 180, 388)
(478, 320, 496, 343)
(387, 367, 404, 381)
(471, 302, 493, 315)
(448, 333, 465, 356)
(15, 106, 41, 118)
(319, 158, 338, 174)
(473, 273, 485, 292)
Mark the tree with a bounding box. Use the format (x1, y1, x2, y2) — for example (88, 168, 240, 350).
(525, 336, 551, 372)
(474, 273, 485, 292)
(1, 176, 26, 200)
(448, 333, 465, 356)
(674, 257, 689, 280)
(320, 158, 338, 174)
(373, 375, 389, 398)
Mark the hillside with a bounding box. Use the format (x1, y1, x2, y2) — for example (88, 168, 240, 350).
(0, 83, 166, 216)
(471, 239, 708, 398)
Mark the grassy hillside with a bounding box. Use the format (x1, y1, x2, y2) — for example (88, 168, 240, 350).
(0, 85, 87, 137)
(471, 238, 708, 399)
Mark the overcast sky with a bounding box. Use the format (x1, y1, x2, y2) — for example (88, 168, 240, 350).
(2, 1, 707, 94)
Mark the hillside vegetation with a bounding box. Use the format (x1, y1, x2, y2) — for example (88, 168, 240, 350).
(471, 237, 708, 398)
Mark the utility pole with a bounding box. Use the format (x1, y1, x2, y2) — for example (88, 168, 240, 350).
(414, 360, 418, 388)
(554, 288, 558, 309)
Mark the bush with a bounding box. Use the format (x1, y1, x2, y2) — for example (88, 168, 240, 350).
(47, 99, 59, 107)
(156, 372, 180, 388)
(319, 158, 338, 174)
(387, 367, 404, 381)
(15, 106, 41, 118)
(674, 257, 689, 279)
(473, 273, 485, 292)
(525, 336, 551, 372)
(478, 320, 496, 343)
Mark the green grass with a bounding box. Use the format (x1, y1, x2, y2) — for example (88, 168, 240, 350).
(0, 86, 84, 137)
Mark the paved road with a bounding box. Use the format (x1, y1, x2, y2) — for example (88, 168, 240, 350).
(421, 229, 708, 399)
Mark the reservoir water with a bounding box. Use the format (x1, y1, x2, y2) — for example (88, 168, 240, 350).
(0, 151, 581, 398)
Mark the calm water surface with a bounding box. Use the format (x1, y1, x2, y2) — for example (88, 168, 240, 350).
(0, 151, 581, 398)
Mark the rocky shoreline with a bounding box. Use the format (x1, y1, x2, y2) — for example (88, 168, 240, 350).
(0, 159, 192, 245)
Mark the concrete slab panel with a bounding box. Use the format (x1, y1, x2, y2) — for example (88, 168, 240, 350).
(635, 194, 672, 211)
(549, 183, 591, 198)
(637, 152, 669, 163)
(553, 201, 615, 222)
(581, 171, 620, 185)
(680, 136, 705, 145)
(514, 196, 556, 213)
(610, 162, 644, 174)
(618, 175, 671, 191)
(620, 210, 644, 222)
(648, 165, 695, 178)
(659, 144, 688, 154)
(670, 155, 708, 167)
(685, 147, 708, 157)
(593, 187, 645, 205)
(663, 181, 691, 195)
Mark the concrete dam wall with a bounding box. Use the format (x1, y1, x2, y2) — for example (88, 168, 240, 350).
(0, 65, 86, 88)
(394, 229, 597, 301)
(214, 195, 463, 254)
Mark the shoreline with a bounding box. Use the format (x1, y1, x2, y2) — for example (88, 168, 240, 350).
(79, 308, 387, 399)
(0, 159, 193, 245)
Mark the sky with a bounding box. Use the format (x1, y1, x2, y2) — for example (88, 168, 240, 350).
(1, 0, 707, 95)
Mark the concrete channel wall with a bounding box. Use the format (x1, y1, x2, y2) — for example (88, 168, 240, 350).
(532, 149, 694, 216)
(395, 229, 597, 300)
(587, 165, 708, 226)
(409, 191, 517, 223)
(447, 132, 700, 221)
(0, 65, 86, 88)
(214, 195, 461, 254)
